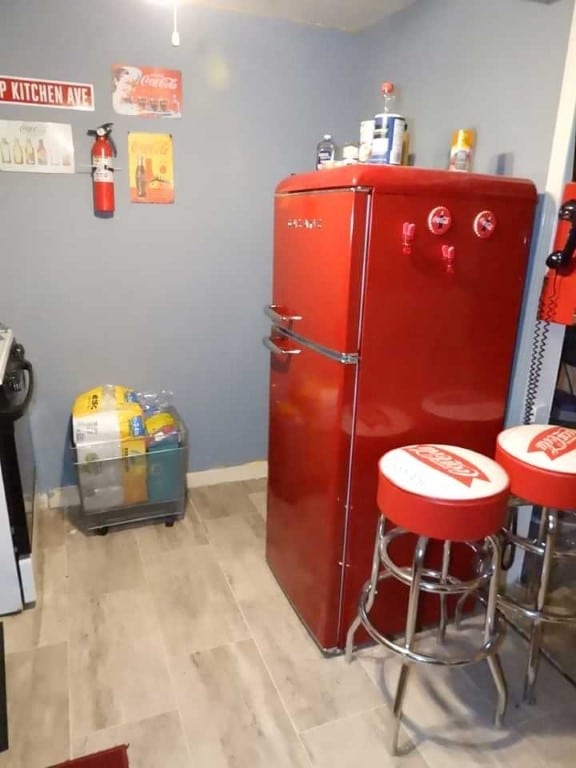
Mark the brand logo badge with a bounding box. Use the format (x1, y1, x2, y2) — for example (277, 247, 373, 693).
(403, 445, 489, 487)
(527, 426, 576, 460)
(287, 218, 323, 229)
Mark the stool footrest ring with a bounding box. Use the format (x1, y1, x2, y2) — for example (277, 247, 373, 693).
(358, 576, 504, 667)
(498, 593, 576, 625)
(380, 528, 494, 595)
(502, 530, 576, 559)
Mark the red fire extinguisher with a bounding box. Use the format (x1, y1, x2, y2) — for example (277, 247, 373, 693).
(88, 123, 116, 215)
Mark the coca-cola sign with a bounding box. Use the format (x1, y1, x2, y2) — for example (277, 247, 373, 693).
(112, 65, 182, 118)
(140, 75, 178, 90)
(403, 445, 489, 487)
(128, 131, 174, 205)
(527, 426, 576, 461)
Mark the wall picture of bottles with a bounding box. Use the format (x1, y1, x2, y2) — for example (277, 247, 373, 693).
(0, 120, 74, 173)
(128, 132, 174, 204)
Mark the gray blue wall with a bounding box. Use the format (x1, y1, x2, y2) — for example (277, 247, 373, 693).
(0, 0, 361, 490)
(1, 0, 574, 491)
(357, 0, 574, 188)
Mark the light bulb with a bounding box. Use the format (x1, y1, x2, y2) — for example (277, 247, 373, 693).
(171, 2, 180, 46)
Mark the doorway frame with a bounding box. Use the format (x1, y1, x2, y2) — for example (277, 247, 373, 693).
(506, 0, 576, 427)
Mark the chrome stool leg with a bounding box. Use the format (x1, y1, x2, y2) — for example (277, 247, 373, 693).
(524, 508, 558, 704)
(452, 540, 486, 630)
(453, 588, 470, 630)
(346, 516, 385, 662)
(348, 526, 507, 754)
(391, 535, 428, 756)
(526, 507, 549, 605)
(437, 540, 452, 643)
(485, 535, 507, 725)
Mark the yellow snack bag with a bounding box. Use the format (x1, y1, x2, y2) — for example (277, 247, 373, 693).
(72, 384, 143, 446)
(121, 438, 148, 505)
(72, 385, 147, 509)
(73, 384, 136, 417)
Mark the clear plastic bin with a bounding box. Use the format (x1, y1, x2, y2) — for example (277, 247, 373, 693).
(70, 408, 188, 534)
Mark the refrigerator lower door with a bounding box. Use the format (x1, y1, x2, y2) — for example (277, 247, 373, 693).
(264, 329, 358, 651)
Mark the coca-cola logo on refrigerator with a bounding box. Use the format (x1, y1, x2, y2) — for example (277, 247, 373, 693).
(112, 65, 182, 118)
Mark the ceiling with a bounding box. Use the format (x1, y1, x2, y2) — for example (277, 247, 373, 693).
(187, 0, 419, 33)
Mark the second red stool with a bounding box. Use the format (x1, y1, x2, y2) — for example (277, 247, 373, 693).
(496, 424, 576, 703)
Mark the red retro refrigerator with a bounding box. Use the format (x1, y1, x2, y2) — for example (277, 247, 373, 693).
(264, 165, 537, 653)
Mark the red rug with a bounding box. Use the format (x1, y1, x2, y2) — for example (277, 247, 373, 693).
(49, 745, 129, 767)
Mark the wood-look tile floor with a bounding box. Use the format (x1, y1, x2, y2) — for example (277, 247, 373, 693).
(2, 479, 576, 767)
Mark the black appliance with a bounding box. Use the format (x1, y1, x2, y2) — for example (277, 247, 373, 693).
(0, 327, 36, 614)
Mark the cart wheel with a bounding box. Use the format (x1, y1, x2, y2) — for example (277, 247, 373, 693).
(97, 526, 109, 536)
(165, 518, 175, 528)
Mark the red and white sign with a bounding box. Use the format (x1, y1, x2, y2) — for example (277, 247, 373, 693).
(0, 75, 94, 111)
(403, 445, 489, 487)
(527, 426, 576, 461)
(112, 65, 182, 118)
(473, 210, 497, 239)
(427, 206, 452, 235)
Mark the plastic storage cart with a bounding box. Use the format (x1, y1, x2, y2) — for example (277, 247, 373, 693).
(71, 407, 188, 534)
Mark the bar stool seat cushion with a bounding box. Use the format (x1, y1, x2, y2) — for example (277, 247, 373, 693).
(496, 425, 576, 510)
(378, 444, 509, 541)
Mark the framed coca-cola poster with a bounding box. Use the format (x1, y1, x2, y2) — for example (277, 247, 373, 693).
(112, 65, 182, 118)
(128, 132, 174, 204)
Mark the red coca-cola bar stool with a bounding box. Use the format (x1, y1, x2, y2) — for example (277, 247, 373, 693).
(495, 424, 576, 703)
(346, 444, 510, 755)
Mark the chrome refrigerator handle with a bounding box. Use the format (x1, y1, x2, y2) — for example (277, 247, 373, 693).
(262, 337, 301, 356)
(264, 305, 302, 324)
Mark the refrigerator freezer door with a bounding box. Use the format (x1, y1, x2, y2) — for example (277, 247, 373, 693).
(271, 188, 370, 353)
(265, 330, 358, 650)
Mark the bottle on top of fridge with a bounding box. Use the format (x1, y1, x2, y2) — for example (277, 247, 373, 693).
(449, 129, 476, 172)
(371, 81, 407, 166)
(359, 120, 375, 162)
(316, 134, 336, 170)
(341, 142, 359, 165)
(381, 81, 396, 113)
